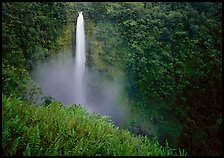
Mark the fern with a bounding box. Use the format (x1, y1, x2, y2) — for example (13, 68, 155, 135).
(10, 137, 20, 155)
(2, 123, 11, 147)
(45, 135, 60, 156)
(36, 147, 43, 156)
(3, 95, 187, 156)
(30, 126, 40, 154)
(51, 147, 59, 156)
(23, 144, 31, 156)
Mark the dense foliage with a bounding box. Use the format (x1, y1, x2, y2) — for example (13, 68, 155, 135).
(2, 2, 186, 156)
(2, 2, 221, 156)
(2, 2, 67, 97)
(77, 2, 222, 156)
(2, 95, 186, 156)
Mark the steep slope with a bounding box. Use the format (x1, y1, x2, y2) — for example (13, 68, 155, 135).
(2, 95, 186, 156)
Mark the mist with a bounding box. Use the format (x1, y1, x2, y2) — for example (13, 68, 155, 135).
(30, 50, 127, 126)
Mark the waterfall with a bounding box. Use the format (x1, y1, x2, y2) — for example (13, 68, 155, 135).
(74, 11, 86, 105)
(30, 11, 125, 126)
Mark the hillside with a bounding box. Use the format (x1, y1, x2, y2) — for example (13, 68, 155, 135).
(2, 2, 221, 156)
(2, 95, 186, 156)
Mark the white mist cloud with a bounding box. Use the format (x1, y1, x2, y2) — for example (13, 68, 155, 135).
(30, 49, 126, 126)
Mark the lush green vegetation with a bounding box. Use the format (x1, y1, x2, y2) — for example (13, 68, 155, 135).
(77, 2, 222, 156)
(2, 2, 221, 156)
(2, 2, 186, 156)
(2, 95, 187, 156)
(2, 2, 67, 98)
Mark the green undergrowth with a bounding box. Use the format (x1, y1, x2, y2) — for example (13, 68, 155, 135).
(2, 94, 187, 156)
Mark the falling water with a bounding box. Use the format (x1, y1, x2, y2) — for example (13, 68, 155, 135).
(74, 11, 86, 105)
(30, 11, 126, 126)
